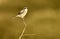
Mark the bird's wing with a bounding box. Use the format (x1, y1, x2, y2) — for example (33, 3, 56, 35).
(20, 9, 24, 13)
(17, 9, 24, 15)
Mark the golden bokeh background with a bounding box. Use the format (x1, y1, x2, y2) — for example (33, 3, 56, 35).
(0, 0, 60, 39)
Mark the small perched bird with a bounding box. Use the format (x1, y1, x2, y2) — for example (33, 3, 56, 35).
(16, 7, 28, 18)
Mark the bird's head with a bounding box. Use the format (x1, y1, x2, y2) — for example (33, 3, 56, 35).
(23, 7, 28, 9)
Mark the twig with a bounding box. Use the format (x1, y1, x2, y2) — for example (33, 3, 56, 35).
(23, 34, 36, 36)
(19, 18, 27, 39)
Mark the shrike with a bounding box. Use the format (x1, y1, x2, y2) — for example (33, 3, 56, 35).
(16, 7, 28, 18)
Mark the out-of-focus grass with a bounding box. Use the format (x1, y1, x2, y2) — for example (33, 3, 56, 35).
(0, 0, 60, 39)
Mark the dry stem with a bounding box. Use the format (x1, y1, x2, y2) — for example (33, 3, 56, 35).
(19, 18, 27, 39)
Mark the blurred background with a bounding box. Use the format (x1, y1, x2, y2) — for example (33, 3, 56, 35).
(0, 0, 60, 39)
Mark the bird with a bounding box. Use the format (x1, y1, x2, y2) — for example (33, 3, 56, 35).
(16, 7, 28, 18)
